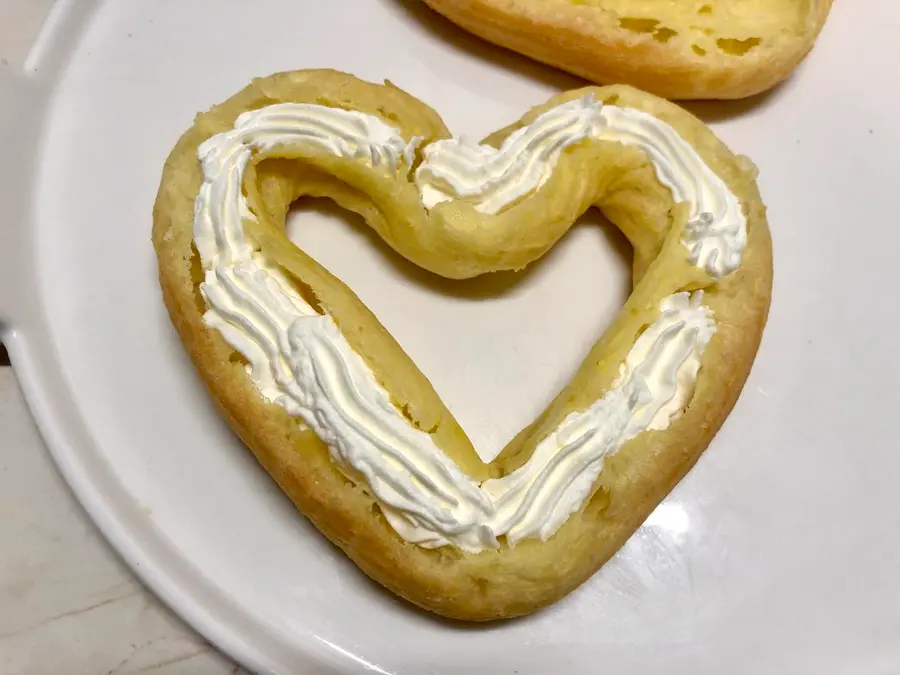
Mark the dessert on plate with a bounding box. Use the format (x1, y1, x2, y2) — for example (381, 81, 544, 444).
(420, 0, 833, 99)
(153, 69, 772, 620)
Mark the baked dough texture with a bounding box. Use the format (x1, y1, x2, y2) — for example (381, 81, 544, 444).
(420, 0, 833, 99)
(152, 69, 772, 620)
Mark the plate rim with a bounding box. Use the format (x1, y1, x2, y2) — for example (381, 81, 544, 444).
(0, 2, 348, 672)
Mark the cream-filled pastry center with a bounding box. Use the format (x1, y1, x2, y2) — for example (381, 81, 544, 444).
(192, 97, 744, 553)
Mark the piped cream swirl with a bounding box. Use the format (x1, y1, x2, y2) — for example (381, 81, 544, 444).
(415, 98, 606, 215)
(194, 99, 736, 553)
(415, 96, 747, 278)
(401, 291, 714, 549)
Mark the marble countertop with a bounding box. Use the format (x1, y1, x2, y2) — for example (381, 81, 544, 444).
(0, 366, 241, 674)
(0, 2, 241, 673)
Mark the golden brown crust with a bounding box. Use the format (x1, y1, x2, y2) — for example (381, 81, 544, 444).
(152, 70, 772, 620)
(420, 0, 832, 99)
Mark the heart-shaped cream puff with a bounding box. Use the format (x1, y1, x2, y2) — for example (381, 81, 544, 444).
(153, 69, 771, 620)
(420, 0, 833, 99)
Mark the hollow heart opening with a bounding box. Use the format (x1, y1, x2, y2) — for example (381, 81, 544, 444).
(284, 196, 634, 462)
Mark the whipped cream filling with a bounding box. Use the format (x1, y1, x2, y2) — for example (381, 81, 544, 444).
(194, 98, 739, 552)
(415, 96, 747, 278)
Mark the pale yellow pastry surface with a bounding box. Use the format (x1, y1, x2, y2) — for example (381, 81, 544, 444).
(152, 70, 772, 620)
(421, 0, 833, 99)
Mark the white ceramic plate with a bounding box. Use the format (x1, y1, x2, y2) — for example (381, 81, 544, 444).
(2, 1, 899, 673)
